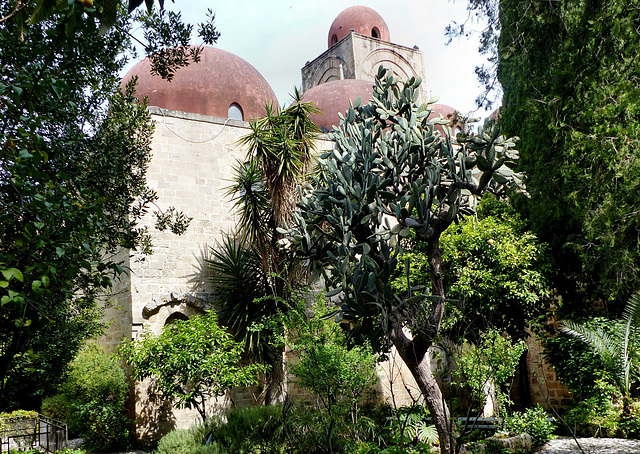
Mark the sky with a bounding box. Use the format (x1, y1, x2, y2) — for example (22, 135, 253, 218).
(125, 0, 495, 118)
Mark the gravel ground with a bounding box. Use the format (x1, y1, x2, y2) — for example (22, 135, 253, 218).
(70, 436, 640, 454)
(534, 437, 640, 454)
(68, 438, 148, 454)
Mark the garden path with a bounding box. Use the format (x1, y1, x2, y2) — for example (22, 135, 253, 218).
(534, 437, 640, 454)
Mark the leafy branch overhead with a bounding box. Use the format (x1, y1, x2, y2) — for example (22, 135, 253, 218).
(3, 0, 219, 81)
(0, 0, 194, 407)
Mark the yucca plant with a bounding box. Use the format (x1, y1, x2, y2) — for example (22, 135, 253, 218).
(560, 291, 640, 415)
(207, 234, 277, 364)
(210, 94, 320, 405)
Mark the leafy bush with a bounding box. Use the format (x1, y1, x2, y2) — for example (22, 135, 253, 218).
(503, 404, 555, 447)
(454, 329, 527, 416)
(122, 311, 265, 422)
(41, 344, 131, 452)
(284, 298, 379, 452)
(564, 380, 640, 438)
(204, 405, 286, 453)
(185, 402, 439, 454)
(40, 394, 69, 422)
(563, 378, 618, 437)
(156, 428, 204, 454)
(6, 448, 84, 454)
(619, 400, 640, 439)
(354, 445, 433, 454)
(1, 410, 39, 450)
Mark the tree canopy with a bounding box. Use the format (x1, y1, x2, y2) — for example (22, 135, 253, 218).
(0, 0, 201, 408)
(500, 0, 640, 311)
(392, 196, 552, 343)
(453, 0, 640, 312)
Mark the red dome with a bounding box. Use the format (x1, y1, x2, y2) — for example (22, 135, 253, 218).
(302, 79, 374, 132)
(428, 104, 462, 136)
(328, 6, 390, 48)
(121, 46, 278, 120)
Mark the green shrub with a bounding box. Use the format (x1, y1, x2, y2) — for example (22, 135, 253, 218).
(41, 344, 131, 452)
(41, 394, 69, 422)
(564, 381, 640, 438)
(204, 405, 285, 453)
(503, 404, 555, 447)
(284, 299, 379, 453)
(619, 399, 640, 439)
(1, 410, 39, 449)
(454, 329, 527, 417)
(564, 379, 619, 437)
(379, 445, 433, 454)
(156, 428, 203, 454)
(165, 403, 441, 454)
(0, 410, 39, 434)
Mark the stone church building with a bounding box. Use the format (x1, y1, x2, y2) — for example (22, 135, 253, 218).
(98, 5, 570, 439)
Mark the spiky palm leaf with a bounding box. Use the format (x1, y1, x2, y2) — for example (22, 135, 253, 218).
(225, 159, 273, 248)
(237, 94, 320, 227)
(560, 291, 640, 397)
(207, 234, 278, 364)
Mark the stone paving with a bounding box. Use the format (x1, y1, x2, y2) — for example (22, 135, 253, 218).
(534, 437, 640, 454)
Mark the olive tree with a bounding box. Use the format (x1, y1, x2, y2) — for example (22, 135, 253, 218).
(285, 67, 523, 454)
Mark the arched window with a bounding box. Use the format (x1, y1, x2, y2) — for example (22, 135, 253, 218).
(371, 27, 380, 39)
(165, 312, 189, 326)
(228, 103, 244, 121)
(331, 34, 338, 46)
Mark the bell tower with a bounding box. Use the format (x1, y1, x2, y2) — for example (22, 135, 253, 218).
(301, 5, 427, 102)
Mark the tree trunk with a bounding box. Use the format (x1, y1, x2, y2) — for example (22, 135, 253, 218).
(263, 352, 285, 405)
(390, 326, 453, 454)
(390, 231, 455, 454)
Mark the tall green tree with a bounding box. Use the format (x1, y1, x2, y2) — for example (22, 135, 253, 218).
(499, 0, 640, 312)
(453, 0, 640, 312)
(0, 0, 203, 408)
(286, 68, 524, 454)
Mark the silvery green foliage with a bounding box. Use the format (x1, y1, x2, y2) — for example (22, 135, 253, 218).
(286, 67, 523, 348)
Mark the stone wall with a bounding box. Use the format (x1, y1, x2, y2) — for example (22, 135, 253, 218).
(94, 108, 335, 439)
(525, 331, 573, 410)
(98, 247, 132, 352)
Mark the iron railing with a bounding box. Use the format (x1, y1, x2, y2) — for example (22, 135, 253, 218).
(0, 414, 67, 453)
